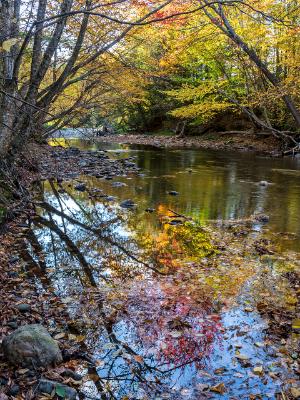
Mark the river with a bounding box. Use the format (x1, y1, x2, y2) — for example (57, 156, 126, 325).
(30, 138, 300, 399)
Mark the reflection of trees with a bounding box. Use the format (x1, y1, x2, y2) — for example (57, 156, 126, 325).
(34, 215, 98, 286)
(25, 183, 222, 399)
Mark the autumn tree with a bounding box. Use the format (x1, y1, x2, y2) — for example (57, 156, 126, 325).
(0, 0, 181, 161)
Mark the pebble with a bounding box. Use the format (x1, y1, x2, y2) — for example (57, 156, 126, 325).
(16, 304, 31, 313)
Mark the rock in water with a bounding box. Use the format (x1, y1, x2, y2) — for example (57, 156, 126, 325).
(258, 180, 270, 186)
(2, 324, 62, 367)
(145, 208, 155, 213)
(254, 213, 270, 223)
(74, 183, 86, 192)
(120, 199, 135, 208)
(111, 181, 127, 188)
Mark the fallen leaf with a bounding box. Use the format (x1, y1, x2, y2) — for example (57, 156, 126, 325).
(291, 387, 300, 398)
(95, 360, 105, 367)
(18, 368, 29, 375)
(170, 330, 183, 338)
(75, 335, 86, 342)
(210, 383, 226, 394)
(133, 355, 143, 363)
(254, 342, 264, 348)
(54, 333, 65, 340)
(55, 385, 66, 398)
(236, 354, 249, 361)
(253, 366, 264, 375)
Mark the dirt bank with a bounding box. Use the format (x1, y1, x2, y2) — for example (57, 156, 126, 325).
(95, 132, 283, 154)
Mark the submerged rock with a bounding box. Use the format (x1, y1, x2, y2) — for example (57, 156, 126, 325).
(38, 379, 77, 400)
(120, 199, 135, 208)
(254, 213, 270, 223)
(111, 181, 127, 188)
(74, 183, 86, 192)
(2, 324, 62, 367)
(258, 180, 270, 186)
(105, 196, 117, 202)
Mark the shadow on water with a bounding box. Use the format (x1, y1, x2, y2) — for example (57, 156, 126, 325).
(22, 140, 300, 399)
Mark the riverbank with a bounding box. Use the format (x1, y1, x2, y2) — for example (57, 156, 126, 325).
(94, 132, 283, 154)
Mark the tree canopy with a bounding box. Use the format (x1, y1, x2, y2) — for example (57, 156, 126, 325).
(1, 0, 300, 158)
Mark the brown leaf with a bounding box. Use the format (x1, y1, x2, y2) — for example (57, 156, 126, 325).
(133, 355, 143, 363)
(210, 383, 226, 394)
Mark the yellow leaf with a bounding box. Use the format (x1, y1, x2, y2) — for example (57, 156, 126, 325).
(75, 335, 86, 342)
(210, 383, 226, 394)
(253, 366, 264, 375)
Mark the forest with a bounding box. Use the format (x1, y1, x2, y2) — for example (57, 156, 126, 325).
(0, 1, 300, 400)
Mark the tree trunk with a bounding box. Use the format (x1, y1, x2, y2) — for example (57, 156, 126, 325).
(203, 2, 300, 128)
(0, 0, 20, 159)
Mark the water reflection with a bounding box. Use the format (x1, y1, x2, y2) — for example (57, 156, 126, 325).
(24, 170, 298, 399)
(50, 139, 300, 251)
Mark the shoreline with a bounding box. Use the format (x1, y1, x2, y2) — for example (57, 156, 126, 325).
(94, 133, 283, 155)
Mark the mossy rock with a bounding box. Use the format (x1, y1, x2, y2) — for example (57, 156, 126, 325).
(2, 324, 62, 367)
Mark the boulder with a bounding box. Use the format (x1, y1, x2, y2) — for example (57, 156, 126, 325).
(2, 324, 62, 368)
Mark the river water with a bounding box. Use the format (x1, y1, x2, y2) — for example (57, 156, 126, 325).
(31, 139, 300, 399)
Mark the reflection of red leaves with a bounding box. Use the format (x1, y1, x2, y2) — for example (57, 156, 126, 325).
(123, 276, 222, 369)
